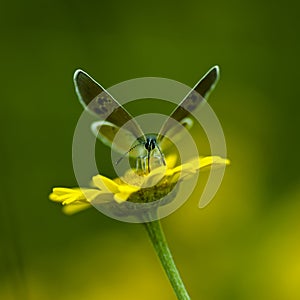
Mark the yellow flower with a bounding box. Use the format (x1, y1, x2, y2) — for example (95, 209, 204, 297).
(49, 155, 230, 215)
(49, 188, 101, 214)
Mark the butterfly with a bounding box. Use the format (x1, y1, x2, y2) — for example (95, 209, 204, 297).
(73, 66, 220, 173)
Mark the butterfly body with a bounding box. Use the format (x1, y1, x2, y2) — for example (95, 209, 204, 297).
(74, 66, 220, 173)
(115, 134, 165, 173)
(142, 136, 166, 172)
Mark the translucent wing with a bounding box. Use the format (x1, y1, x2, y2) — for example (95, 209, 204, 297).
(91, 120, 144, 155)
(74, 70, 146, 146)
(157, 66, 220, 147)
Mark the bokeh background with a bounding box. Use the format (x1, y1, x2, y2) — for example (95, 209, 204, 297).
(1, 0, 300, 299)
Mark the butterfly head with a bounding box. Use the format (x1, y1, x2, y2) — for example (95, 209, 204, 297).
(141, 136, 165, 173)
(144, 137, 157, 151)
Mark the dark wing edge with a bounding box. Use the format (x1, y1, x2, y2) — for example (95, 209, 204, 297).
(73, 69, 145, 139)
(73, 69, 104, 107)
(158, 65, 220, 139)
(194, 65, 220, 100)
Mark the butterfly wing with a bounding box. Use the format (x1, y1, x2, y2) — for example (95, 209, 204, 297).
(74, 70, 146, 152)
(157, 66, 220, 148)
(91, 120, 146, 155)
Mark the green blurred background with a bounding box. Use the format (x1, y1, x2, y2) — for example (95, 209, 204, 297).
(1, 0, 300, 299)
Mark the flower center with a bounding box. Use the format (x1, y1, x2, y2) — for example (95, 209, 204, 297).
(128, 178, 178, 204)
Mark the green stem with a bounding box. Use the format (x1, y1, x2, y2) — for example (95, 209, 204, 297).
(144, 220, 191, 300)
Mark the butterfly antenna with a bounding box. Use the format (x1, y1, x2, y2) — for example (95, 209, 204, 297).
(115, 143, 143, 165)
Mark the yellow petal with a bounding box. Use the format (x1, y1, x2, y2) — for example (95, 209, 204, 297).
(62, 203, 92, 215)
(167, 163, 195, 177)
(143, 166, 166, 187)
(92, 175, 120, 193)
(49, 187, 84, 203)
(165, 153, 178, 169)
(199, 156, 230, 169)
(118, 183, 140, 194)
(120, 170, 145, 187)
(170, 172, 181, 184)
(113, 183, 141, 203)
(91, 192, 115, 204)
(114, 192, 132, 203)
(51, 187, 79, 195)
(80, 189, 104, 203)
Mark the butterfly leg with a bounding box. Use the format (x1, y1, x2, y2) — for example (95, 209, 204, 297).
(156, 144, 166, 166)
(147, 149, 151, 173)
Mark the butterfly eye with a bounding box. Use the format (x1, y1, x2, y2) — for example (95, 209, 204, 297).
(145, 138, 156, 151)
